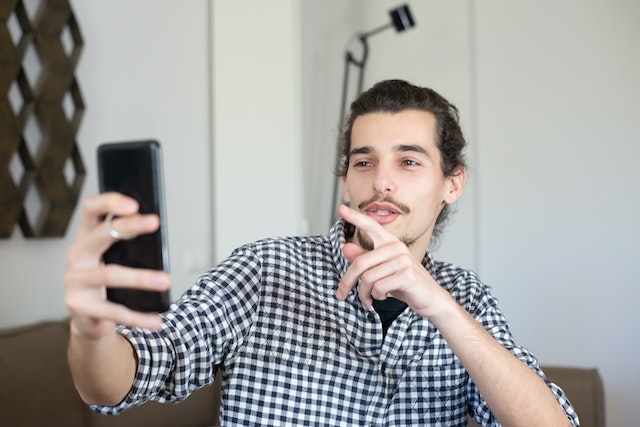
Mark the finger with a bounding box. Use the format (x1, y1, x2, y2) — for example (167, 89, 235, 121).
(337, 242, 409, 305)
(356, 259, 402, 309)
(67, 214, 160, 269)
(65, 264, 171, 293)
(337, 243, 391, 302)
(103, 213, 160, 242)
(338, 204, 396, 248)
(66, 194, 168, 332)
(342, 242, 367, 263)
(346, 249, 401, 308)
(65, 265, 170, 331)
(363, 264, 407, 302)
(358, 280, 374, 309)
(336, 243, 368, 301)
(76, 193, 139, 241)
(338, 241, 386, 296)
(70, 296, 165, 331)
(335, 260, 375, 307)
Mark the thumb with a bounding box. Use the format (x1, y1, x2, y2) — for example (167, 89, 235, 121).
(342, 242, 368, 262)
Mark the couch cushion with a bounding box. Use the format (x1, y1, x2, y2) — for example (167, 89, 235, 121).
(543, 366, 605, 427)
(467, 365, 605, 426)
(87, 376, 220, 427)
(0, 319, 92, 426)
(0, 319, 221, 427)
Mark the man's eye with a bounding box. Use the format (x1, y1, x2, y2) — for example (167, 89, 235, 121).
(354, 160, 373, 167)
(402, 159, 419, 166)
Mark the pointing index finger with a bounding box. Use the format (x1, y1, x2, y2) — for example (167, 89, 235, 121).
(337, 204, 397, 248)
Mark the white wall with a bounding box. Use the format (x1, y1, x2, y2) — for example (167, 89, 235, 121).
(301, 1, 639, 426)
(474, 2, 640, 426)
(211, 0, 304, 261)
(0, 1, 212, 326)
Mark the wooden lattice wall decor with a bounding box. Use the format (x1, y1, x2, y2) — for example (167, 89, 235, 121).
(0, 0, 85, 238)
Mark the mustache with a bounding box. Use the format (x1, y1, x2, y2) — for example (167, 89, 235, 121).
(357, 196, 411, 215)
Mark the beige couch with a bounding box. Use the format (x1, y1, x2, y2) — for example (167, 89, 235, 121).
(0, 319, 604, 426)
(0, 319, 221, 427)
(467, 365, 605, 426)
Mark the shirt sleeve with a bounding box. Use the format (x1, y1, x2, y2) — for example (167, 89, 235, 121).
(91, 246, 264, 415)
(450, 270, 580, 426)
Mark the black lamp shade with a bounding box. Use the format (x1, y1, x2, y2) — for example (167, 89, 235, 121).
(390, 5, 415, 32)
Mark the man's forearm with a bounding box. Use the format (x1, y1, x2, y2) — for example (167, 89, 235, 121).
(68, 323, 138, 406)
(431, 300, 571, 426)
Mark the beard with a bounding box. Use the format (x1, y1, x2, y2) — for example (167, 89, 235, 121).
(355, 227, 418, 251)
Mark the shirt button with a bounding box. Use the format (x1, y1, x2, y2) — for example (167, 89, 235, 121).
(366, 312, 375, 321)
(368, 423, 375, 427)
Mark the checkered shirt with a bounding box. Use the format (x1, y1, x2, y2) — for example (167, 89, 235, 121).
(93, 220, 579, 426)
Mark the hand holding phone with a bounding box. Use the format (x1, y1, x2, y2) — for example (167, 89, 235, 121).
(97, 140, 171, 312)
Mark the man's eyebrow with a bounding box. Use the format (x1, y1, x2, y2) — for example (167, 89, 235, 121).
(395, 144, 429, 156)
(349, 144, 430, 157)
(349, 146, 373, 156)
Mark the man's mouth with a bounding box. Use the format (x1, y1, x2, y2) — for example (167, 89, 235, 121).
(369, 208, 397, 216)
(364, 202, 402, 223)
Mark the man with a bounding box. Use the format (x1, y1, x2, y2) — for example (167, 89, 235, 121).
(65, 79, 579, 425)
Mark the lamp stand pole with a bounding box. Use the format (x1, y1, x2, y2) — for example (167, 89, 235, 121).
(329, 4, 415, 226)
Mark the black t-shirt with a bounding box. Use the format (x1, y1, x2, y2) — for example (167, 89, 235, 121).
(373, 297, 408, 334)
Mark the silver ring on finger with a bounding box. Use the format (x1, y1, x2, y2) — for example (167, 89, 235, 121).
(105, 213, 138, 240)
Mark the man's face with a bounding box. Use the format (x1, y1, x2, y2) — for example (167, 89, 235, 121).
(342, 109, 464, 259)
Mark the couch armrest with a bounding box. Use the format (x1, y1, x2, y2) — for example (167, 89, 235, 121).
(543, 366, 605, 427)
(0, 319, 221, 427)
(467, 365, 604, 427)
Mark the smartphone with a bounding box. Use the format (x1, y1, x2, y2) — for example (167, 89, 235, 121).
(97, 140, 171, 312)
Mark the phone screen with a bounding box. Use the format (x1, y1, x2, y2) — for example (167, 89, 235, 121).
(97, 140, 170, 312)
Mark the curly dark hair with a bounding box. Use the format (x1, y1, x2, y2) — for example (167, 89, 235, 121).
(334, 79, 468, 242)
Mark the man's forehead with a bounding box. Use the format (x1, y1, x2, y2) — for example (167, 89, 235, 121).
(350, 110, 439, 152)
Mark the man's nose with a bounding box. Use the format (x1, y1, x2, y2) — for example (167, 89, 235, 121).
(373, 164, 396, 194)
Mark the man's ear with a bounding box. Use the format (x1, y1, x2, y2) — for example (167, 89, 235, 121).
(443, 167, 466, 205)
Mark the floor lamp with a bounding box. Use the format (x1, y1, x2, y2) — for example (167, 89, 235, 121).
(330, 4, 416, 225)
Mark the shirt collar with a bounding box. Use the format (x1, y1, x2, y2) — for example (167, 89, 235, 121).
(329, 219, 350, 279)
